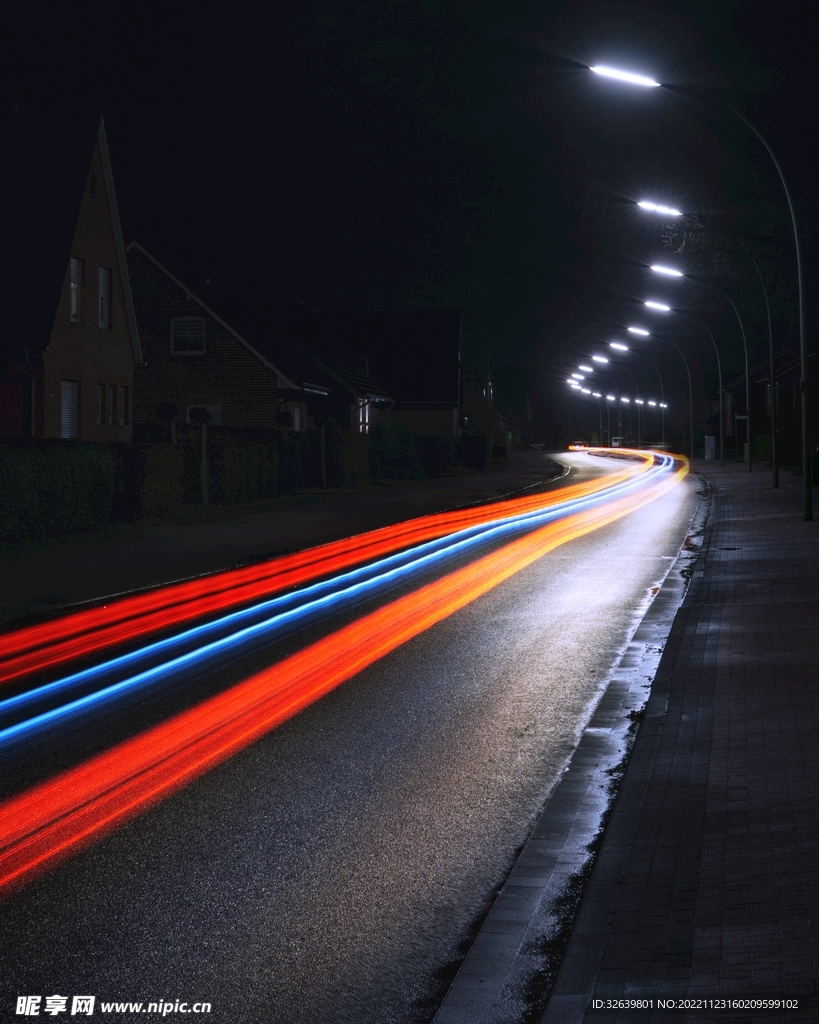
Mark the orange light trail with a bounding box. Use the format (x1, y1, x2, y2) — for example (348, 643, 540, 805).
(0, 454, 654, 687)
(0, 456, 686, 898)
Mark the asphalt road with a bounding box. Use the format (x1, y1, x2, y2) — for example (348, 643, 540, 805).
(0, 453, 700, 1024)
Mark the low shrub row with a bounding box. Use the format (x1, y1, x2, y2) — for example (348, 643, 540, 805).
(0, 426, 492, 543)
(0, 443, 117, 543)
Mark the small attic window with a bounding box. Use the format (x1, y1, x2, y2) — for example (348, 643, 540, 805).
(90, 172, 97, 199)
(171, 316, 206, 354)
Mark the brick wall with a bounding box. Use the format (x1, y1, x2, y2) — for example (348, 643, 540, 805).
(127, 247, 278, 428)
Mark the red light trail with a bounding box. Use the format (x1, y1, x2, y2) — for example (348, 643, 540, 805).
(0, 456, 686, 899)
(0, 457, 651, 687)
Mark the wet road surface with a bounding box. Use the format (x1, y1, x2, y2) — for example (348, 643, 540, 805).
(0, 453, 699, 1024)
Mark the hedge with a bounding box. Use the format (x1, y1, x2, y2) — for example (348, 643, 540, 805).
(415, 434, 455, 478)
(120, 443, 185, 520)
(0, 443, 117, 543)
(325, 421, 370, 488)
(0, 423, 378, 543)
(369, 422, 424, 480)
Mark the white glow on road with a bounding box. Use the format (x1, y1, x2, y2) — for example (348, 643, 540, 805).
(628, 327, 649, 336)
(592, 355, 609, 363)
(645, 301, 671, 312)
(610, 342, 629, 351)
(651, 265, 683, 277)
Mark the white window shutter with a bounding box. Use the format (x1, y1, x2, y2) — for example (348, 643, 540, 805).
(61, 381, 78, 438)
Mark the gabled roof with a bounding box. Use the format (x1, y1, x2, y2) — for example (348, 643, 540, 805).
(98, 119, 142, 364)
(125, 241, 298, 390)
(290, 309, 460, 406)
(1, 115, 142, 368)
(3, 112, 96, 364)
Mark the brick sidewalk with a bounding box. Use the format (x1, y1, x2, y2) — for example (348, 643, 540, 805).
(542, 463, 819, 1023)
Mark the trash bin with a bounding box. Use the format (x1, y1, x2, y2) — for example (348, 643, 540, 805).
(704, 435, 716, 460)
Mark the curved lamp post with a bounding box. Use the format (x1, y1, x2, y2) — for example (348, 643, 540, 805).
(648, 265, 751, 470)
(591, 63, 810, 516)
(638, 301, 695, 460)
(641, 204, 778, 479)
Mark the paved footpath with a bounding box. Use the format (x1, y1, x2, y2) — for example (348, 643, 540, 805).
(541, 463, 819, 1023)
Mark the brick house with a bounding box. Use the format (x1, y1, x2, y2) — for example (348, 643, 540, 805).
(125, 244, 393, 435)
(3, 117, 141, 440)
(292, 309, 461, 436)
(126, 242, 298, 429)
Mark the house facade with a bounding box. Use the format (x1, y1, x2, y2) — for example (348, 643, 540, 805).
(126, 243, 296, 430)
(37, 120, 142, 441)
(292, 309, 460, 436)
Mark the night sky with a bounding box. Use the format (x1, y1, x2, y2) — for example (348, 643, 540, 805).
(3, 1, 814, 424)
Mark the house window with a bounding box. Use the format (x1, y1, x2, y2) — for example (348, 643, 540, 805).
(98, 267, 111, 328)
(96, 384, 104, 425)
(61, 381, 79, 438)
(69, 258, 84, 322)
(107, 385, 116, 426)
(357, 398, 370, 434)
(171, 317, 206, 354)
(119, 386, 129, 426)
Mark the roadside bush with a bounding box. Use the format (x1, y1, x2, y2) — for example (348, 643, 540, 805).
(278, 431, 321, 493)
(121, 443, 184, 520)
(415, 434, 455, 478)
(369, 422, 424, 480)
(208, 433, 274, 504)
(175, 427, 280, 503)
(0, 443, 116, 543)
(325, 421, 370, 488)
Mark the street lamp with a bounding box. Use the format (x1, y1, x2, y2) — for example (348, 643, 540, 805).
(596, 356, 661, 448)
(565, 377, 606, 445)
(647, 266, 752, 471)
(589, 62, 811, 517)
(590, 65, 660, 87)
(638, 304, 695, 460)
(628, 347, 667, 448)
(609, 333, 670, 449)
(638, 200, 682, 217)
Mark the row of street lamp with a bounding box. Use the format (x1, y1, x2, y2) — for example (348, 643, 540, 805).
(563, 62, 810, 519)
